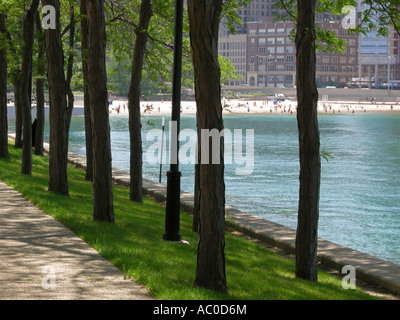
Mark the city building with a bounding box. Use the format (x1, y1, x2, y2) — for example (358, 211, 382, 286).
(218, 33, 247, 86)
(219, 19, 359, 88)
(218, 1, 399, 88)
(359, 25, 400, 88)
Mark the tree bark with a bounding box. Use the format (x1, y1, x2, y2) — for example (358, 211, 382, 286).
(86, 0, 114, 222)
(128, 0, 152, 203)
(43, 0, 69, 195)
(0, 13, 8, 159)
(188, 0, 227, 293)
(34, 11, 45, 157)
(65, 1, 75, 134)
(19, 0, 40, 175)
(13, 80, 22, 148)
(295, 0, 321, 282)
(80, 0, 93, 181)
(192, 160, 200, 232)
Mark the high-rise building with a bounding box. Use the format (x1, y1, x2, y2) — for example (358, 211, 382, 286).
(218, 0, 399, 88)
(244, 19, 358, 88)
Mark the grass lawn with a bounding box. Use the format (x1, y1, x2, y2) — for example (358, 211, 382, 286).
(0, 142, 381, 300)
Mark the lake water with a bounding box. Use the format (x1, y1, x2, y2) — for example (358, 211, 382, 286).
(15, 111, 400, 264)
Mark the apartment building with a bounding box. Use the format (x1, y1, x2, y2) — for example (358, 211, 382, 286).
(218, 33, 247, 86)
(218, 1, 399, 88)
(359, 26, 400, 87)
(244, 19, 359, 88)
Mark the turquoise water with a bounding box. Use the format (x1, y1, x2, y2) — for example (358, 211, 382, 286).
(22, 112, 400, 264)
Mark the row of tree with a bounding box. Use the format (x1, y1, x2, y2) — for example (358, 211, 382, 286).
(0, 0, 399, 294)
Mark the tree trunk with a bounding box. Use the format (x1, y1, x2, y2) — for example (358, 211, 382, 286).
(128, 0, 152, 203)
(65, 1, 75, 134)
(86, 0, 114, 222)
(34, 11, 45, 157)
(80, 0, 93, 181)
(192, 160, 200, 232)
(13, 80, 22, 148)
(0, 13, 8, 159)
(43, 0, 69, 195)
(19, 0, 40, 175)
(188, 0, 227, 293)
(295, 0, 321, 282)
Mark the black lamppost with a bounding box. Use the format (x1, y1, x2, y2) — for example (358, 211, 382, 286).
(163, 0, 183, 241)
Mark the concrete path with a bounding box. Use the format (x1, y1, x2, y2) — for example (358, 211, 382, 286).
(0, 180, 154, 300)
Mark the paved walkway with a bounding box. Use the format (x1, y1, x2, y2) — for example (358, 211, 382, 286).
(0, 180, 153, 300)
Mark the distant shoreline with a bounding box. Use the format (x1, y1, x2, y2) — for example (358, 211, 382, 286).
(107, 98, 400, 116)
(6, 98, 400, 119)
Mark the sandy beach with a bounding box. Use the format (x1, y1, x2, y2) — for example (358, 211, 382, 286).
(108, 97, 400, 116)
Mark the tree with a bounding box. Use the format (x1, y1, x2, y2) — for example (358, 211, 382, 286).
(2, 2, 24, 149)
(34, 10, 45, 156)
(275, 0, 400, 281)
(80, 0, 93, 182)
(86, 0, 114, 222)
(128, 0, 152, 203)
(42, 0, 72, 195)
(294, 0, 320, 282)
(0, 13, 8, 159)
(19, 0, 40, 175)
(188, 0, 227, 293)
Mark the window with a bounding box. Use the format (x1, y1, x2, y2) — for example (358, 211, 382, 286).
(277, 47, 284, 53)
(259, 28, 266, 35)
(267, 38, 275, 45)
(276, 56, 284, 62)
(258, 38, 266, 45)
(276, 37, 284, 44)
(286, 55, 294, 62)
(267, 47, 275, 54)
(286, 46, 294, 53)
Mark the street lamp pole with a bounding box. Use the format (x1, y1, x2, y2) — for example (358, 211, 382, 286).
(163, 0, 183, 241)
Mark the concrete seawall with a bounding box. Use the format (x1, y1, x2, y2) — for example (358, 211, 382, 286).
(7, 133, 400, 297)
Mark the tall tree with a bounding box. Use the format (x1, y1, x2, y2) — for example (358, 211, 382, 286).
(80, 0, 93, 181)
(275, 0, 400, 282)
(294, 0, 320, 281)
(43, 0, 71, 195)
(191, 0, 251, 233)
(188, 0, 227, 293)
(19, 0, 40, 175)
(128, 0, 152, 203)
(34, 10, 45, 156)
(86, 0, 114, 222)
(0, 13, 8, 159)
